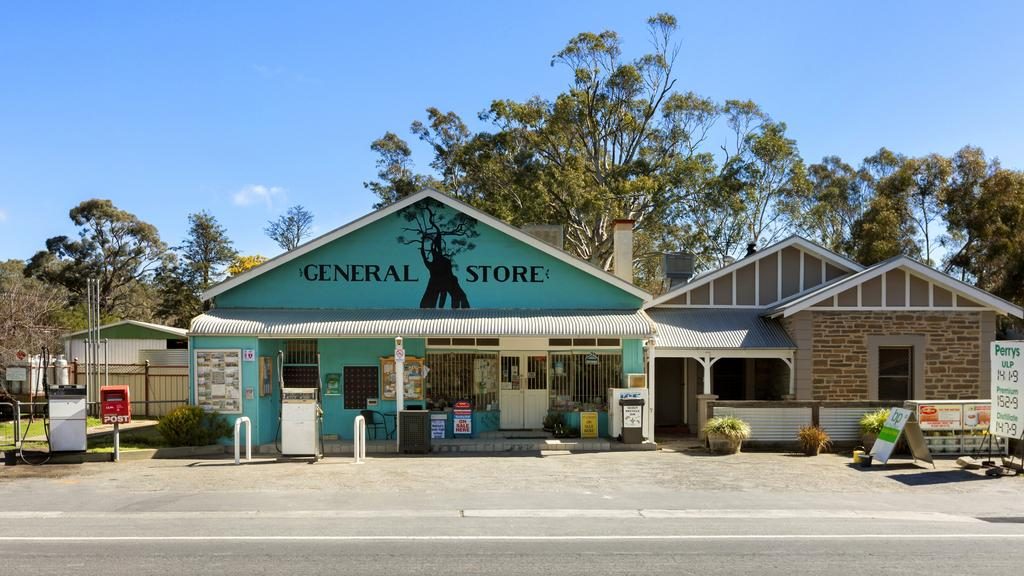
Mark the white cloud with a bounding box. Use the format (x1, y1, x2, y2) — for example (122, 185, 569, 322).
(0, 208, 7, 222)
(233, 185, 285, 209)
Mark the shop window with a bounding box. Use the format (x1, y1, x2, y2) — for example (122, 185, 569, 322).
(572, 338, 597, 347)
(548, 338, 572, 347)
(284, 340, 318, 365)
(166, 339, 188, 350)
(424, 352, 498, 410)
(878, 347, 913, 401)
(427, 338, 451, 346)
(476, 338, 500, 347)
(596, 338, 621, 347)
(451, 338, 476, 346)
(549, 352, 621, 412)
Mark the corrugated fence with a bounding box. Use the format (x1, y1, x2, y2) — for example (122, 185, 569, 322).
(711, 401, 896, 447)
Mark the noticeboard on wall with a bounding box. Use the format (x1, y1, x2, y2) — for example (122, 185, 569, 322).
(194, 349, 242, 414)
(381, 356, 425, 400)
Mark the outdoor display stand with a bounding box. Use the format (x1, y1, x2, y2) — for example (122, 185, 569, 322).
(905, 399, 1005, 455)
(870, 407, 934, 467)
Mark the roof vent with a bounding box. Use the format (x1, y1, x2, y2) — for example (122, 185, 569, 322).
(521, 224, 564, 250)
(662, 252, 694, 289)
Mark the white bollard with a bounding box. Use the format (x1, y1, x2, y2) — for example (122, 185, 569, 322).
(353, 415, 366, 464)
(234, 417, 251, 465)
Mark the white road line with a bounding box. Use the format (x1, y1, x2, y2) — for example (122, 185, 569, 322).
(2, 534, 1024, 542)
(0, 509, 983, 523)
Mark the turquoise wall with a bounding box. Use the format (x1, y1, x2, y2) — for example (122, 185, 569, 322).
(215, 200, 641, 310)
(622, 339, 645, 376)
(190, 336, 646, 443)
(189, 336, 261, 444)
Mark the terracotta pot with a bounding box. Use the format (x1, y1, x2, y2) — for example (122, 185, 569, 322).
(706, 432, 743, 454)
(861, 432, 877, 451)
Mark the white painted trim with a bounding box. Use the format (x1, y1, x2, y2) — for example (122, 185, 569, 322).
(777, 251, 782, 300)
(203, 188, 650, 301)
(794, 306, 986, 313)
(657, 349, 795, 359)
(905, 270, 911, 306)
(731, 271, 737, 306)
(647, 305, 767, 309)
(881, 271, 887, 307)
(771, 256, 1023, 318)
(799, 250, 805, 291)
(857, 284, 862, 307)
(755, 260, 760, 307)
(643, 236, 863, 309)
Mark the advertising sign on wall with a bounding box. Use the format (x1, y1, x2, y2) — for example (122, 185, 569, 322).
(194, 349, 242, 414)
(991, 341, 1024, 439)
(580, 412, 598, 438)
(453, 400, 472, 436)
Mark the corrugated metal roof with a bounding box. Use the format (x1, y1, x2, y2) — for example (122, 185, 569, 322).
(647, 308, 795, 349)
(190, 308, 655, 338)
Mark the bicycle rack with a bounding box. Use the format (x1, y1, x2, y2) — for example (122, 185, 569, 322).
(353, 414, 366, 464)
(234, 416, 251, 465)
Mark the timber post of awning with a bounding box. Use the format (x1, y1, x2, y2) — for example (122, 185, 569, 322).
(656, 349, 796, 395)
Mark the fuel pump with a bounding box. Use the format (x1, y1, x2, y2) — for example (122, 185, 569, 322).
(277, 350, 323, 460)
(47, 351, 86, 452)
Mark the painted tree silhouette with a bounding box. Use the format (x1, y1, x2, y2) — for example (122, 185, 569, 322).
(397, 198, 479, 308)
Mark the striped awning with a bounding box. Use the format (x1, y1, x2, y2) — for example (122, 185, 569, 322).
(189, 308, 655, 338)
(647, 308, 795, 350)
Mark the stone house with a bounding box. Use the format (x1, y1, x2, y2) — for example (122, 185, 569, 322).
(646, 236, 1023, 431)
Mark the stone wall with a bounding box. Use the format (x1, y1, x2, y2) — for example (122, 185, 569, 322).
(803, 311, 990, 400)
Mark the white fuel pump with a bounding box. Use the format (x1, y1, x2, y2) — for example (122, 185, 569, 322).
(278, 350, 323, 460)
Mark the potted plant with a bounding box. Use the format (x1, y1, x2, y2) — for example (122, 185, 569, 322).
(797, 425, 832, 456)
(703, 416, 751, 454)
(858, 408, 890, 451)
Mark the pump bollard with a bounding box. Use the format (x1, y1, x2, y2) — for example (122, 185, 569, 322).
(234, 417, 251, 465)
(353, 415, 366, 464)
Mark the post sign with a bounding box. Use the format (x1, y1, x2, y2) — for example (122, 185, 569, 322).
(991, 341, 1024, 439)
(580, 412, 598, 438)
(242, 349, 256, 362)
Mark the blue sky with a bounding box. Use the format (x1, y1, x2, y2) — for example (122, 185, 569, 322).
(1, 1, 1022, 261)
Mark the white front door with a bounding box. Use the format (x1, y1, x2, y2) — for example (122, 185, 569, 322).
(499, 352, 549, 429)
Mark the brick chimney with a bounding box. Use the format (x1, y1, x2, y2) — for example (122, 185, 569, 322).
(613, 219, 634, 283)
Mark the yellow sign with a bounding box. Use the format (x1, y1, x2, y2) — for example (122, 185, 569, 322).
(580, 412, 598, 438)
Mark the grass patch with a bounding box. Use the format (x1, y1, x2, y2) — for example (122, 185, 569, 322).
(88, 425, 167, 451)
(0, 417, 103, 441)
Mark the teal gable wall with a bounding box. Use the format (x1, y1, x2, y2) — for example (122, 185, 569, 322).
(215, 200, 642, 310)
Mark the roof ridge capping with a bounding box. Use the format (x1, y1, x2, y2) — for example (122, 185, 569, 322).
(766, 254, 1023, 319)
(201, 188, 650, 301)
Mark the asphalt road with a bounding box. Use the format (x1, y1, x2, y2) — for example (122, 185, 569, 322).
(3, 513, 1024, 575)
(4, 530, 1024, 575)
(4, 452, 1024, 574)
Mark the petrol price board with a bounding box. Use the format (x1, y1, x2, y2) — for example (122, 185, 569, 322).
(991, 341, 1024, 439)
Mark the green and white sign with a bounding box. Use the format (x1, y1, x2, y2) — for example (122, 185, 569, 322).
(991, 341, 1024, 439)
(870, 407, 912, 463)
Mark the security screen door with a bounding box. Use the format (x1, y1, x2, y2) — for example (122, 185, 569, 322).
(499, 353, 548, 429)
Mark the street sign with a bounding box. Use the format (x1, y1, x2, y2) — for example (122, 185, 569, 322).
(991, 341, 1024, 439)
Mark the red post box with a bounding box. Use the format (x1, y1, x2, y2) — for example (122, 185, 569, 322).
(100, 385, 131, 425)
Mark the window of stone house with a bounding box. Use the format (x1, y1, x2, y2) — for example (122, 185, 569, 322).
(878, 347, 913, 401)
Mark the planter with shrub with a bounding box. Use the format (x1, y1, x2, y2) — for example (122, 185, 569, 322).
(858, 408, 890, 451)
(797, 425, 832, 456)
(703, 416, 751, 454)
(156, 406, 232, 447)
